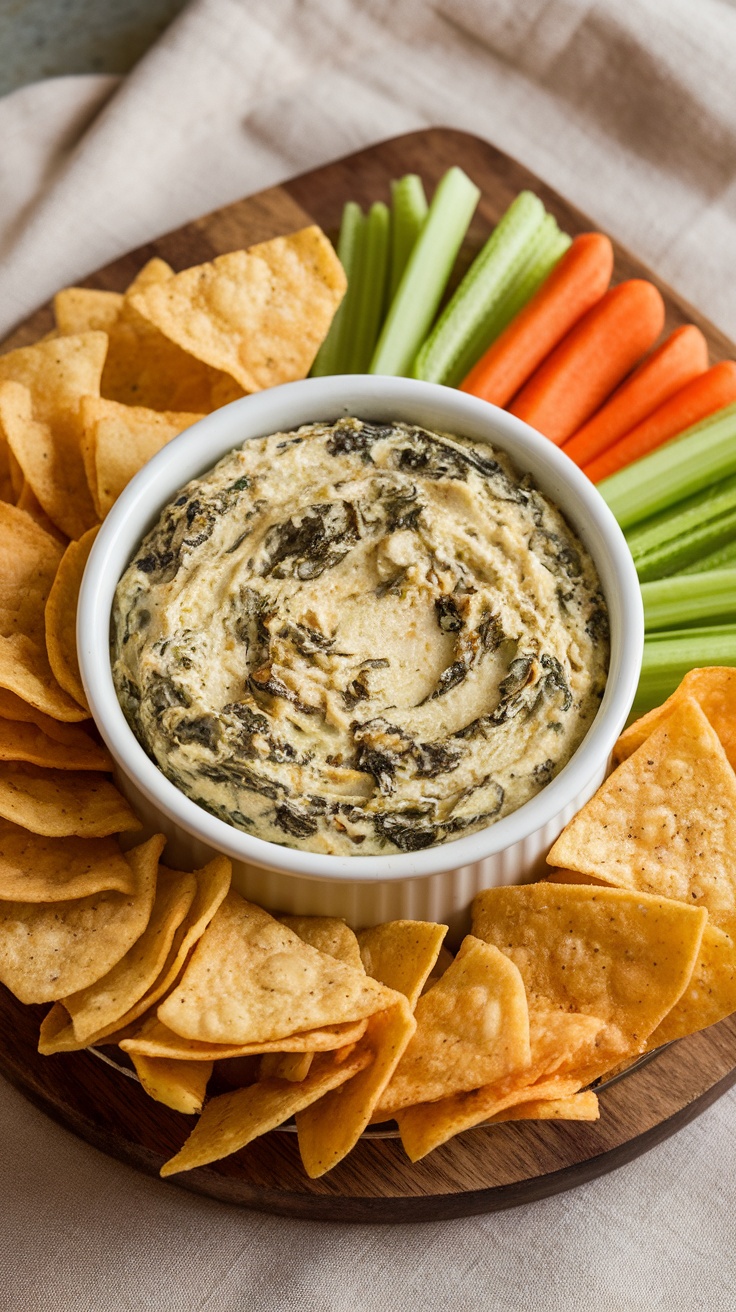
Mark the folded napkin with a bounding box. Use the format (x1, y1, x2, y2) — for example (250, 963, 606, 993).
(1, 2, 736, 1309)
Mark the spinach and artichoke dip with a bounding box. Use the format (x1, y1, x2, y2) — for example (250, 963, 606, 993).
(112, 419, 609, 855)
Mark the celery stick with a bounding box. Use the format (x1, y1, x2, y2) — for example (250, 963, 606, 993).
(369, 167, 480, 378)
(600, 402, 736, 530)
(627, 470, 736, 554)
(413, 191, 547, 387)
(349, 202, 391, 373)
(388, 175, 428, 302)
(310, 202, 365, 377)
(680, 538, 736, 573)
(482, 218, 570, 343)
(633, 503, 736, 581)
(641, 568, 736, 630)
(633, 627, 736, 715)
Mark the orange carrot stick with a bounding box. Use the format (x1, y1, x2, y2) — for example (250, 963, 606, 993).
(508, 280, 665, 445)
(459, 232, 613, 406)
(563, 324, 708, 467)
(583, 361, 736, 482)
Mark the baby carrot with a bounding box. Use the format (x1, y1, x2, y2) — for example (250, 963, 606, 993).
(584, 361, 736, 482)
(459, 232, 613, 406)
(563, 324, 708, 467)
(508, 279, 665, 445)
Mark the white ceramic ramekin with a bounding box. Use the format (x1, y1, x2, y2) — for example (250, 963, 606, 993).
(78, 377, 643, 938)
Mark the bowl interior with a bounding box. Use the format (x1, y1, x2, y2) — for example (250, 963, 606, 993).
(78, 376, 643, 884)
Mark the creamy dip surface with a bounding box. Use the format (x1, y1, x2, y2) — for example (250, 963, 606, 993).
(112, 419, 609, 855)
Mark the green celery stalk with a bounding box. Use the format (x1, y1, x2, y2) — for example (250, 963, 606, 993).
(369, 167, 480, 378)
(633, 502, 736, 581)
(310, 202, 365, 377)
(481, 217, 571, 343)
(599, 402, 736, 530)
(633, 627, 736, 715)
(627, 470, 736, 555)
(349, 201, 391, 373)
(680, 538, 736, 573)
(388, 175, 428, 302)
(641, 568, 736, 630)
(413, 190, 547, 387)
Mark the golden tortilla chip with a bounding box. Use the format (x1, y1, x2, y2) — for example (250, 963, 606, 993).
(472, 882, 706, 1082)
(119, 1014, 369, 1062)
(63, 867, 197, 1041)
(44, 525, 98, 710)
(0, 762, 140, 837)
(296, 997, 416, 1178)
(0, 502, 84, 721)
(646, 923, 736, 1049)
(280, 915, 363, 971)
(0, 820, 136, 902)
(0, 333, 107, 537)
(358, 920, 448, 1008)
(0, 688, 98, 742)
(53, 287, 123, 336)
(157, 892, 395, 1045)
(37, 855, 232, 1051)
(130, 1053, 212, 1115)
(126, 258, 175, 294)
(548, 697, 736, 936)
(259, 1052, 313, 1082)
(396, 1075, 583, 1163)
(376, 937, 530, 1115)
(129, 227, 346, 393)
(615, 667, 736, 772)
(16, 481, 68, 544)
(79, 397, 204, 517)
(0, 716, 109, 769)
(0, 832, 162, 1002)
(488, 1090, 600, 1123)
(160, 1045, 371, 1177)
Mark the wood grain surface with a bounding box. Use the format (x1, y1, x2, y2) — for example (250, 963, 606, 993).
(1, 127, 735, 1222)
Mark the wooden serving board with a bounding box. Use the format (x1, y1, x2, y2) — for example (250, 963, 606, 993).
(2, 128, 736, 1223)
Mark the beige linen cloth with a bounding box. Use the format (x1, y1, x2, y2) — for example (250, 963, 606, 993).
(1, 1, 736, 1307)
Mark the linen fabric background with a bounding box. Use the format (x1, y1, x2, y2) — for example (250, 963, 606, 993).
(1, 1, 736, 1307)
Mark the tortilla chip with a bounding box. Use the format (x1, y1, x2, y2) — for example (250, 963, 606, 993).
(130, 1053, 212, 1115)
(0, 762, 140, 837)
(44, 525, 98, 710)
(160, 1045, 371, 1177)
(157, 892, 395, 1045)
(53, 288, 123, 336)
(615, 667, 736, 772)
(0, 832, 162, 1002)
(548, 697, 736, 936)
(119, 1014, 369, 1062)
(376, 937, 530, 1115)
(62, 867, 197, 1041)
(80, 397, 203, 517)
(488, 1090, 600, 1123)
(0, 332, 107, 537)
(0, 501, 84, 721)
(546, 869, 609, 886)
(16, 481, 68, 544)
(472, 882, 706, 1082)
(129, 227, 346, 393)
(646, 922, 736, 1048)
(297, 997, 416, 1178)
(396, 1075, 584, 1162)
(422, 944, 454, 994)
(358, 920, 448, 1008)
(280, 915, 363, 971)
(0, 690, 101, 751)
(0, 820, 137, 902)
(259, 1052, 313, 1082)
(126, 258, 175, 294)
(0, 716, 109, 769)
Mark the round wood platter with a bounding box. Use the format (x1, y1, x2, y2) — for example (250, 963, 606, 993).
(3, 985, 736, 1221)
(3, 127, 736, 1221)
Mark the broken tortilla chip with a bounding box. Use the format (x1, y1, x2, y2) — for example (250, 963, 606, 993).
(157, 892, 395, 1045)
(160, 1045, 371, 1177)
(0, 832, 162, 1002)
(129, 227, 346, 393)
(0, 761, 141, 836)
(358, 920, 448, 1008)
(487, 1090, 600, 1123)
(44, 525, 98, 710)
(0, 820, 137, 902)
(130, 1053, 212, 1115)
(548, 696, 736, 937)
